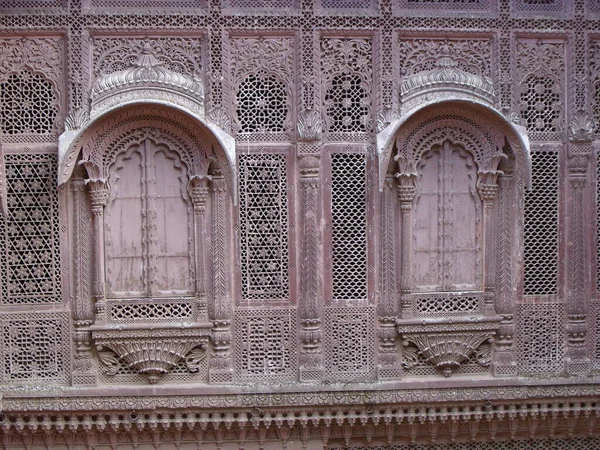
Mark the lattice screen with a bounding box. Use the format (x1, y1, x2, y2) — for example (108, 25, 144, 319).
(513, 0, 566, 15)
(523, 149, 559, 296)
(591, 303, 600, 370)
(238, 153, 289, 302)
(234, 309, 296, 381)
(223, 0, 298, 8)
(0, 312, 70, 384)
(395, 0, 490, 12)
(0, 153, 61, 304)
(520, 75, 561, 135)
(89, 0, 204, 7)
(330, 152, 367, 302)
(236, 74, 288, 134)
(0, 71, 57, 135)
(0, 0, 66, 8)
(324, 306, 375, 381)
(517, 303, 564, 374)
(332, 437, 600, 450)
(597, 150, 600, 295)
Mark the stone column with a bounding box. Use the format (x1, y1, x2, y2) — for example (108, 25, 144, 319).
(377, 172, 402, 379)
(85, 178, 109, 323)
(208, 169, 234, 383)
(72, 177, 96, 386)
(298, 150, 325, 381)
(477, 171, 501, 317)
(565, 147, 591, 375)
(493, 174, 517, 377)
(189, 175, 211, 322)
(394, 156, 417, 319)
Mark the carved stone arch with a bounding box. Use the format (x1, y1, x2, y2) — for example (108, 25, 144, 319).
(391, 101, 528, 379)
(58, 103, 237, 202)
(377, 100, 531, 191)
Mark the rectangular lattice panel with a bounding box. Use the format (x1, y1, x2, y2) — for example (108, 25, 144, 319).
(234, 309, 296, 381)
(597, 150, 600, 295)
(517, 303, 564, 374)
(238, 154, 289, 302)
(223, 0, 299, 8)
(524, 150, 559, 296)
(324, 306, 375, 381)
(0, 312, 70, 384)
(395, 0, 490, 12)
(332, 436, 600, 449)
(88, 0, 206, 8)
(1, 0, 66, 8)
(106, 298, 196, 322)
(591, 303, 600, 370)
(317, 0, 374, 8)
(513, 0, 567, 15)
(0, 153, 61, 304)
(330, 153, 367, 302)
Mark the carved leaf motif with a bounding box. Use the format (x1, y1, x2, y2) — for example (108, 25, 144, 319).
(0, 38, 62, 86)
(297, 110, 323, 141)
(402, 345, 419, 369)
(185, 347, 207, 372)
(230, 37, 295, 84)
(475, 343, 491, 367)
(98, 351, 121, 376)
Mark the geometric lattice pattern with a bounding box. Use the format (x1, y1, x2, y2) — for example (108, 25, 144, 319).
(332, 437, 600, 450)
(514, 0, 565, 14)
(517, 303, 564, 374)
(520, 75, 561, 135)
(331, 153, 367, 301)
(396, 0, 489, 11)
(90, 0, 203, 7)
(0, 153, 61, 304)
(524, 150, 559, 296)
(597, 150, 600, 295)
(234, 309, 296, 381)
(0, 72, 57, 135)
(325, 74, 369, 133)
(236, 74, 288, 134)
(107, 298, 195, 322)
(224, 0, 297, 7)
(0, 312, 69, 384)
(324, 307, 375, 381)
(591, 303, 600, 368)
(239, 154, 289, 301)
(411, 292, 483, 316)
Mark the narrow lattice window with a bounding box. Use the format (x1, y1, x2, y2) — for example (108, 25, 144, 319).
(0, 71, 57, 135)
(517, 304, 564, 374)
(325, 74, 369, 133)
(594, 82, 600, 135)
(524, 150, 559, 296)
(520, 75, 561, 134)
(597, 151, 600, 295)
(0, 154, 61, 304)
(236, 73, 288, 134)
(330, 153, 367, 301)
(239, 154, 289, 301)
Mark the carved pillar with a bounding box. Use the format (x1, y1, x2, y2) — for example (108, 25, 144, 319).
(395, 156, 417, 319)
(85, 178, 109, 323)
(71, 177, 96, 386)
(189, 175, 211, 322)
(565, 149, 591, 375)
(208, 169, 233, 383)
(298, 149, 325, 381)
(493, 174, 517, 377)
(377, 172, 402, 379)
(478, 171, 501, 317)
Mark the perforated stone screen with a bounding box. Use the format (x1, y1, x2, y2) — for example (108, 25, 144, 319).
(524, 149, 559, 296)
(0, 153, 61, 304)
(330, 152, 367, 302)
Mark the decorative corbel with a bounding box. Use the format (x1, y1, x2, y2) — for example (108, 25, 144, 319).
(568, 110, 594, 143)
(297, 110, 323, 142)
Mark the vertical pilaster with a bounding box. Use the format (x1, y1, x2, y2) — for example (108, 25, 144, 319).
(86, 178, 109, 323)
(298, 145, 324, 382)
(189, 175, 211, 322)
(208, 170, 233, 383)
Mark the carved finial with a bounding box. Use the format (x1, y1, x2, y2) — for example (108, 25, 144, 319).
(568, 110, 594, 143)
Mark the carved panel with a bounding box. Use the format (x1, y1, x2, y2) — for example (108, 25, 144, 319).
(0, 312, 70, 384)
(229, 36, 295, 140)
(105, 138, 193, 298)
(413, 141, 482, 292)
(0, 37, 63, 142)
(320, 37, 373, 140)
(329, 152, 367, 303)
(517, 40, 565, 141)
(517, 303, 565, 374)
(591, 40, 600, 136)
(0, 153, 61, 304)
(523, 149, 559, 296)
(513, 0, 569, 16)
(238, 153, 289, 303)
(234, 309, 296, 381)
(324, 306, 375, 381)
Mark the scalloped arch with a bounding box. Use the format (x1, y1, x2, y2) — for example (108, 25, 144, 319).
(377, 99, 531, 190)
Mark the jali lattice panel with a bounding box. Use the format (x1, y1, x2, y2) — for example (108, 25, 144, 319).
(517, 303, 565, 375)
(0, 312, 70, 384)
(238, 153, 289, 302)
(234, 309, 297, 382)
(523, 149, 559, 296)
(330, 152, 367, 302)
(0, 153, 61, 304)
(324, 306, 375, 381)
